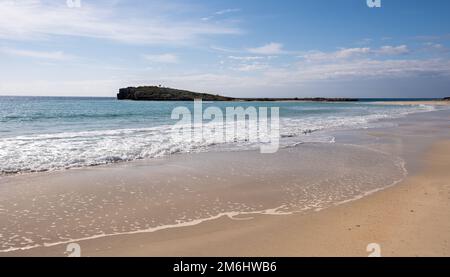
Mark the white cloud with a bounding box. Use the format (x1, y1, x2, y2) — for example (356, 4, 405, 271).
(300, 48, 369, 62)
(147, 73, 260, 93)
(201, 8, 241, 21)
(335, 47, 371, 59)
(300, 45, 409, 62)
(226, 55, 273, 72)
(0, 47, 74, 60)
(215, 8, 241, 15)
(209, 45, 240, 53)
(228, 56, 265, 61)
(268, 58, 450, 83)
(231, 63, 269, 72)
(147, 58, 450, 94)
(425, 42, 444, 49)
(143, 54, 179, 64)
(423, 42, 449, 53)
(155, 47, 450, 90)
(0, 0, 240, 45)
(376, 45, 409, 55)
(247, 43, 284, 55)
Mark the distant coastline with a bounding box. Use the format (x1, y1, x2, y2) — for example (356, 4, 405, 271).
(116, 86, 450, 102)
(117, 86, 358, 102)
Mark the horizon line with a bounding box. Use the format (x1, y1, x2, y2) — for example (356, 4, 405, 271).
(0, 94, 445, 100)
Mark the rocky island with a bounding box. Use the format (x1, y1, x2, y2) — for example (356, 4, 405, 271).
(117, 86, 358, 102)
(117, 86, 234, 101)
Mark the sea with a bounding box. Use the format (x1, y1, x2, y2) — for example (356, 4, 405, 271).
(0, 96, 445, 175)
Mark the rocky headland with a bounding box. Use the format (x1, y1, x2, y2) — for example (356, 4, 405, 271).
(117, 86, 358, 102)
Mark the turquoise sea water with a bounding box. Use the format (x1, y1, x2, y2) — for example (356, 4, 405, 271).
(0, 96, 442, 174)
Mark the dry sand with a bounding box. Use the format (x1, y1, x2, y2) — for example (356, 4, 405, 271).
(7, 140, 450, 257)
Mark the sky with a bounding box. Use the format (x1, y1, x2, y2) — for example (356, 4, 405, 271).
(0, 0, 450, 98)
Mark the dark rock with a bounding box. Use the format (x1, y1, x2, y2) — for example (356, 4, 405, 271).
(117, 86, 359, 102)
(117, 86, 234, 101)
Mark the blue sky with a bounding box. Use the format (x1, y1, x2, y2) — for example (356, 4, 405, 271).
(1, 0, 450, 98)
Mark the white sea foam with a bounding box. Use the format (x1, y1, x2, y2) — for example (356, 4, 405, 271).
(0, 206, 296, 253)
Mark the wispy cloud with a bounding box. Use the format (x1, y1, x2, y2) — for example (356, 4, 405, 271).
(144, 57, 450, 94)
(300, 45, 410, 62)
(0, 0, 240, 45)
(356, 38, 373, 45)
(288, 59, 450, 81)
(225, 55, 275, 72)
(202, 8, 241, 21)
(215, 8, 241, 15)
(0, 47, 74, 60)
(212, 43, 446, 84)
(423, 42, 450, 53)
(247, 43, 284, 55)
(212, 43, 450, 88)
(209, 45, 241, 53)
(143, 54, 179, 64)
(413, 34, 450, 42)
(376, 45, 409, 55)
(228, 56, 265, 61)
(334, 47, 371, 59)
(231, 63, 269, 72)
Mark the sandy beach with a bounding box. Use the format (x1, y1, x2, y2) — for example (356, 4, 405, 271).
(1, 109, 449, 257)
